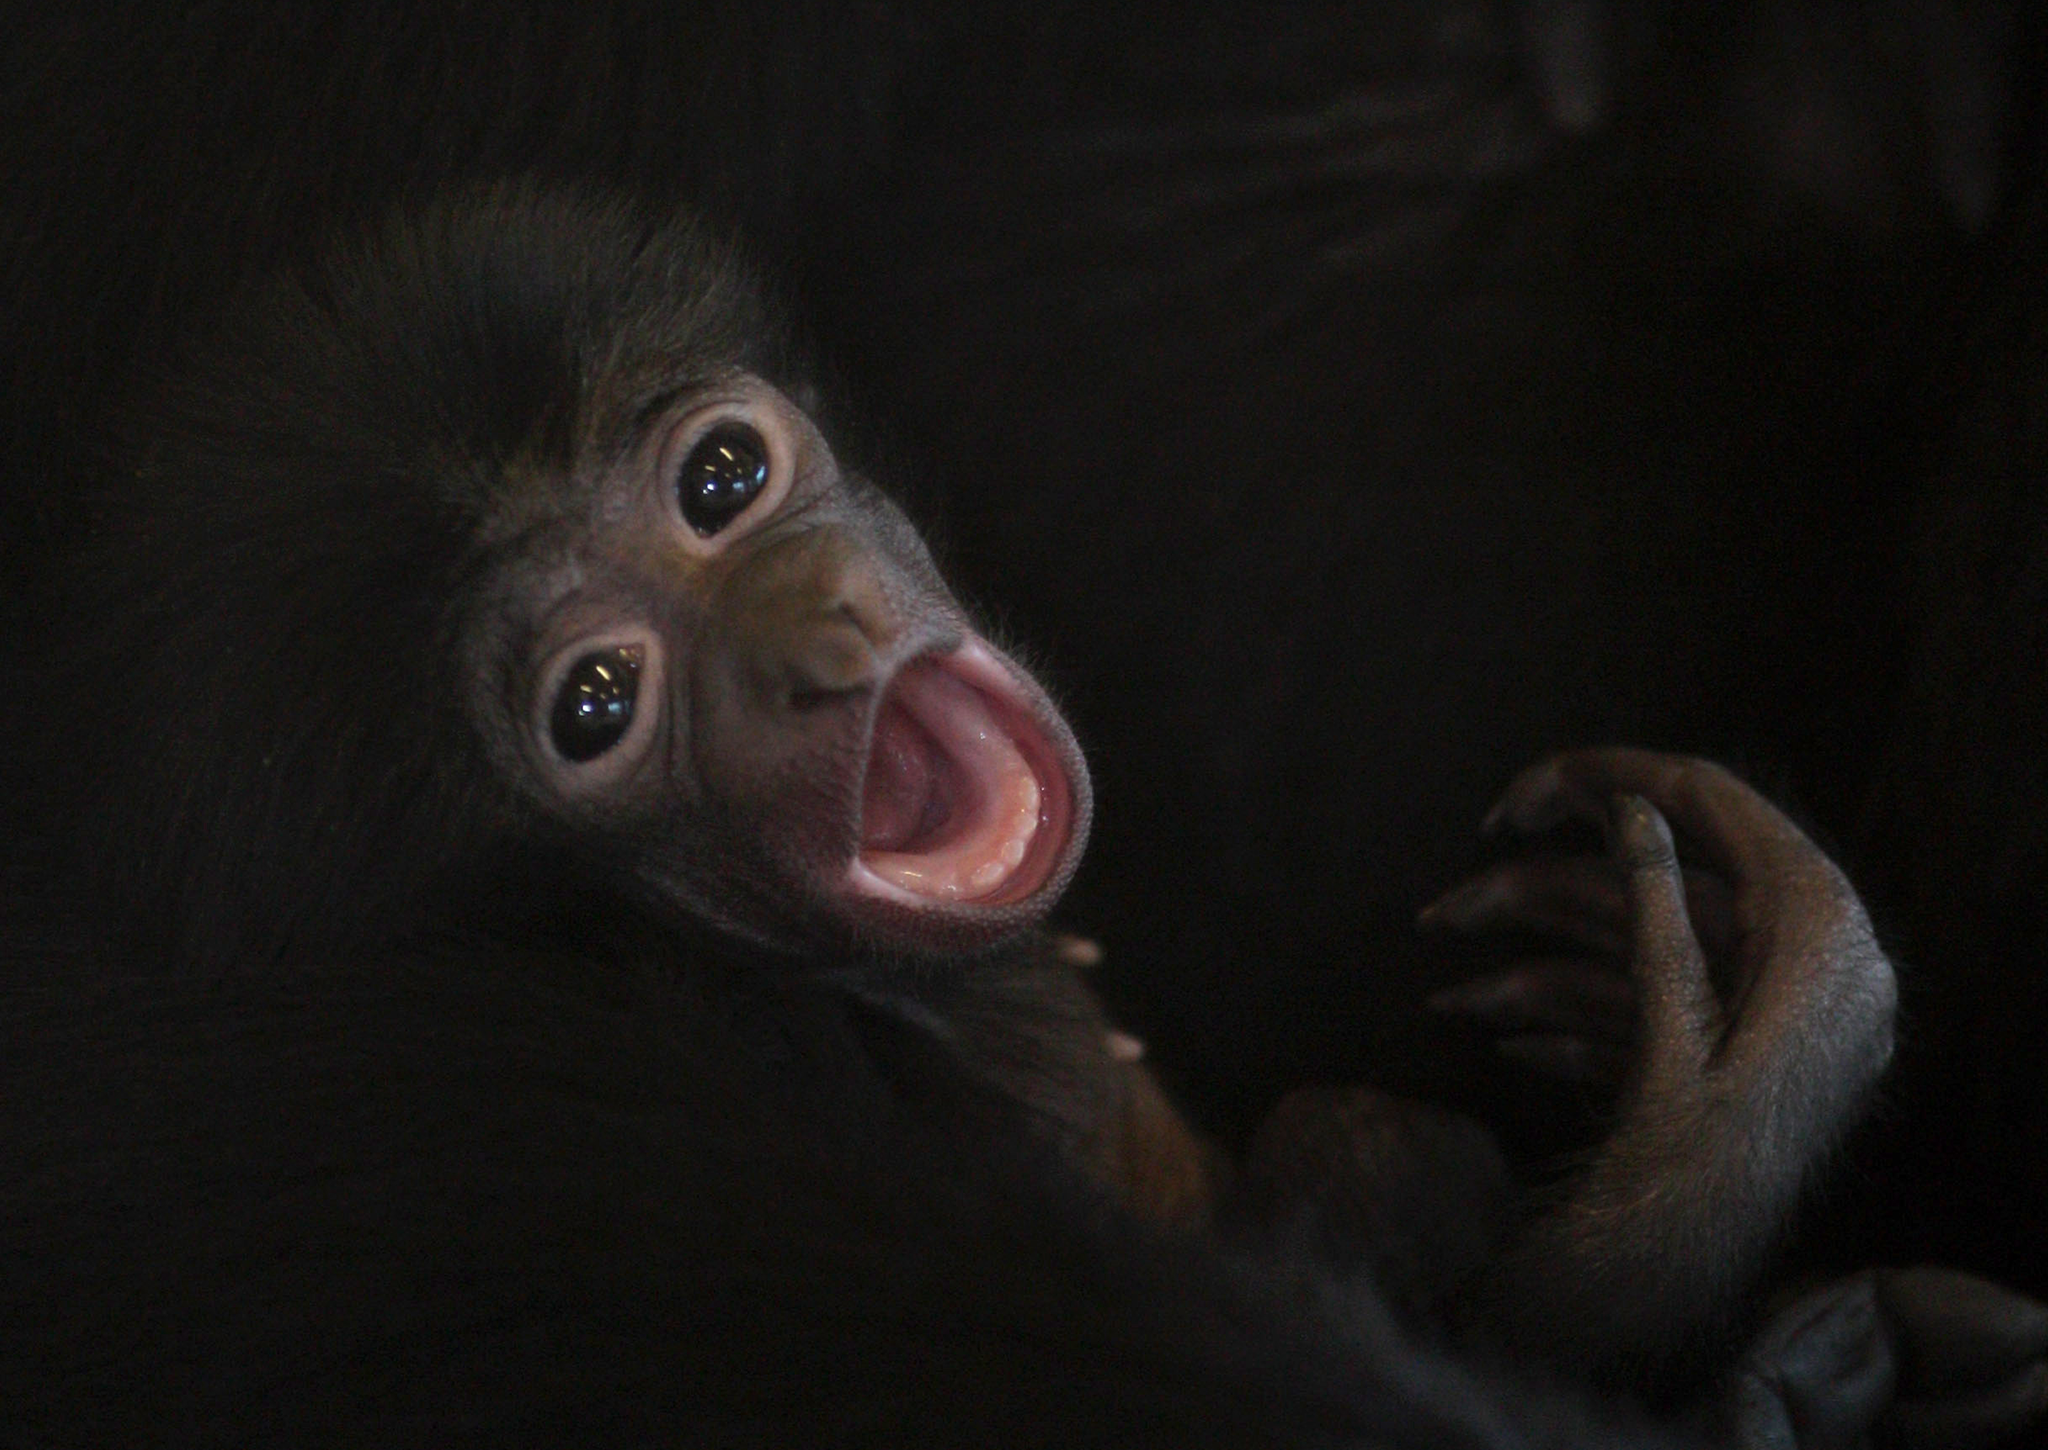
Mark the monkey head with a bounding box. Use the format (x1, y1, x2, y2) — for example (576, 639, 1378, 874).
(468, 369, 1089, 957)
(85, 187, 1089, 965)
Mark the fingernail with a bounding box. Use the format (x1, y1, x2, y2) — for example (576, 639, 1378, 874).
(1497, 1034, 1602, 1082)
(1053, 933, 1104, 968)
(1426, 986, 1481, 1014)
(1427, 974, 1520, 1013)
(1485, 759, 1567, 836)
(1417, 876, 1500, 931)
(1609, 793, 1677, 863)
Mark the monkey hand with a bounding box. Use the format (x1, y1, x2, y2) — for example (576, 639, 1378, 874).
(1424, 748, 1894, 1118)
(1727, 1268, 2048, 1450)
(1442, 750, 1898, 1388)
(1476, 748, 1896, 1155)
(1873, 1266, 2048, 1449)
(1422, 783, 1739, 1090)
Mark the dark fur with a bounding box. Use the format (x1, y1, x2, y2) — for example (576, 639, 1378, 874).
(0, 179, 1804, 1447)
(0, 922, 1663, 1447)
(3, 4, 2045, 1443)
(5, 13, 2042, 1280)
(77, 192, 788, 968)
(0, 183, 1666, 1447)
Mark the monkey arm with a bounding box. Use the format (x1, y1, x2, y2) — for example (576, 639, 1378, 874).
(850, 931, 1227, 1229)
(1433, 751, 1897, 1392)
(1085, 1048, 1228, 1228)
(1724, 1267, 2048, 1450)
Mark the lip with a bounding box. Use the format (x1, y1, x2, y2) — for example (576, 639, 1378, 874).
(845, 638, 1085, 917)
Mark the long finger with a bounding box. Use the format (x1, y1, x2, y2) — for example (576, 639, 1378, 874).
(1427, 961, 1637, 1042)
(1613, 793, 1720, 1084)
(1420, 855, 1739, 959)
(1877, 1267, 2048, 1394)
(1495, 1034, 1632, 1086)
(1486, 748, 1823, 889)
(1885, 1366, 2048, 1450)
(1418, 855, 1630, 955)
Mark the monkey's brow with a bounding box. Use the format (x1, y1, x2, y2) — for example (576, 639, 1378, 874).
(627, 374, 739, 433)
(452, 508, 567, 592)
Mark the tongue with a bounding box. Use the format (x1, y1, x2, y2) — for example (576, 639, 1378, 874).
(858, 660, 1044, 902)
(861, 696, 947, 851)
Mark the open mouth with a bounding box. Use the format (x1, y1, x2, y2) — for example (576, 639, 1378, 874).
(849, 641, 1076, 909)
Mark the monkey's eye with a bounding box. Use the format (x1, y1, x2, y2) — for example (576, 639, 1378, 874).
(548, 645, 644, 762)
(677, 422, 770, 536)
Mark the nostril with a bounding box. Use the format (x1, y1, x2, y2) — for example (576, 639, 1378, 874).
(778, 617, 880, 711)
(787, 682, 862, 712)
(827, 568, 899, 653)
(725, 532, 904, 712)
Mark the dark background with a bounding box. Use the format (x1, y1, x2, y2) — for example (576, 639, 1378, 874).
(808, 2, 2048, 1294)
(5, 0, 2044, 1295)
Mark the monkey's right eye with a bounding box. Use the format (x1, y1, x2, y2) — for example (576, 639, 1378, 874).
(549, 646, 644, 762)
(677, 422, 770, 536)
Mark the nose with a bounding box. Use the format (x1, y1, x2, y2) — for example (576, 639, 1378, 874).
(718, 526, 907, 714)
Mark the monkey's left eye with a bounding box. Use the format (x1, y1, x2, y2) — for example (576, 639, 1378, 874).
(549, 645, 643, 762)
(677, 422, 770, 536)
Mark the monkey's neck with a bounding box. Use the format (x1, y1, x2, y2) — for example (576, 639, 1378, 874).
(491, 892, 1226, 1227)
(833, 934, 1224, 1229)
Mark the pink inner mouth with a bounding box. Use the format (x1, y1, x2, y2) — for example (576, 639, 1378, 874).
(853, 648, 1068, 906)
